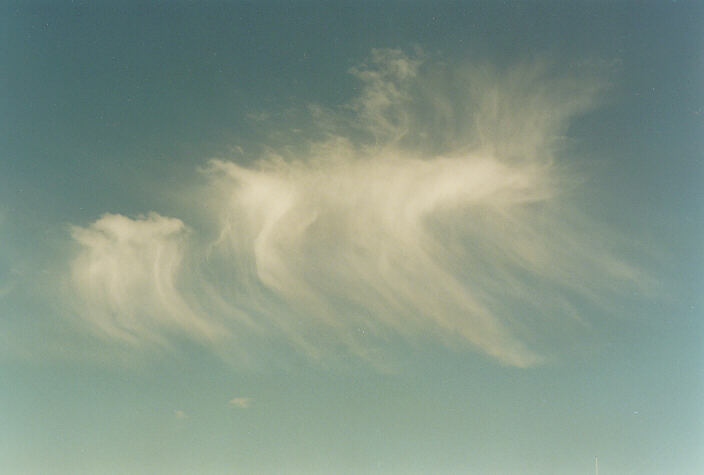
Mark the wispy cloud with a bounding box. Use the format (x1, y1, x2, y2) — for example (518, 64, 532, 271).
(61, 49, 649, 368)
(68, 213, 224, 346)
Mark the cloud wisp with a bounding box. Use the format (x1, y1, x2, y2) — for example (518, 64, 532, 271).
(68, 213, 225, 347)
(64, 49, 648, 368)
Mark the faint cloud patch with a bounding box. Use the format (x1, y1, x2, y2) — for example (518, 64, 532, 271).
(229, 397, 253, 409)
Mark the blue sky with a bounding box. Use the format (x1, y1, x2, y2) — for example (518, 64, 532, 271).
(1, 1, 702, 473)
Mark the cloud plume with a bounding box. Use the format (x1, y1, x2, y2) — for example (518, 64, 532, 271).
(64, 49, 647, 367)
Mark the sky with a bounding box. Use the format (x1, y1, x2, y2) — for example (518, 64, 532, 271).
(1, 1, 703, 473)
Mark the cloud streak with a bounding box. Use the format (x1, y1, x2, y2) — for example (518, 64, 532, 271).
(63, 49, 648, 368)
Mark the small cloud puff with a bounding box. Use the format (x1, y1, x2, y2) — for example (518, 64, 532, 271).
(229, 397, 253, 409)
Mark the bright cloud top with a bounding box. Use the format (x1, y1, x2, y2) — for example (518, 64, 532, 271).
(66, 49, 646, 368)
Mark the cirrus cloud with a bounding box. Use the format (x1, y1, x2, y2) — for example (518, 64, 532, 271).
(62, 49, 649, 368)
(69, 213, 224, 347)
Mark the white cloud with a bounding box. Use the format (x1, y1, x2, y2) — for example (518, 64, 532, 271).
(61, 49, 649, 368)
(205, 154, 552, 366)
(69, 213, 224, 346)
(228, 397, 253, 409)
